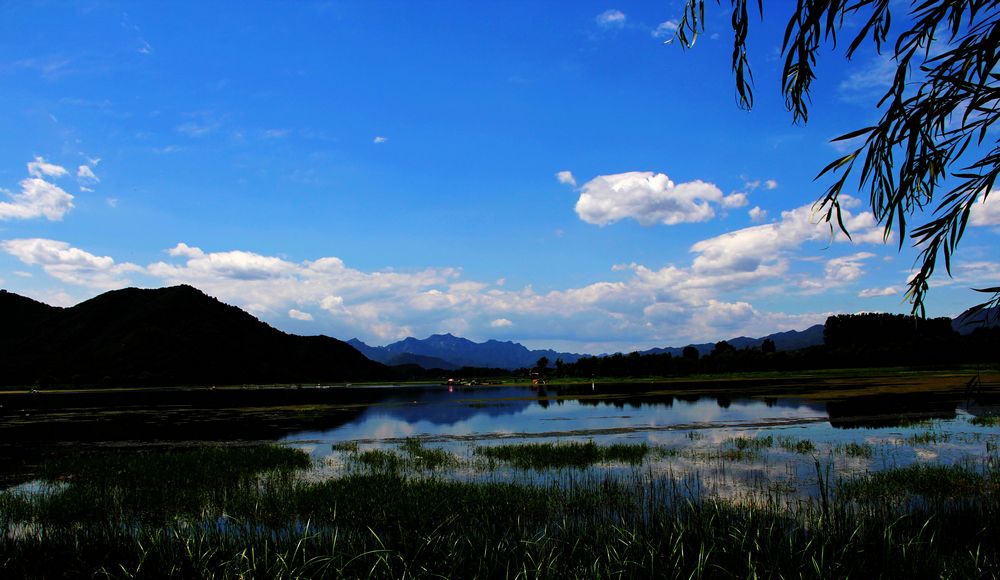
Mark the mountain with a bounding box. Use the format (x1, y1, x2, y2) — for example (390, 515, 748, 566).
(639, 324, 826, 357)
(348, 334, 585, 370)
(0, 285, 388, 387)
(952, 305, 1000, 334)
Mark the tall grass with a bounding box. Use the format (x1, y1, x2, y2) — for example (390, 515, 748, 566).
(1, 443, 998, 577)
(474, 440, 651, 469)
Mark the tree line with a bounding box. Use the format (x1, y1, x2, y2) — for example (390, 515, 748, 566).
(533, 313, 998, 379)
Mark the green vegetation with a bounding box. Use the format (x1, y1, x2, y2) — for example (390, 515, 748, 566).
(838, 464, 998, 502)
(906, 431, 952, 445)
(777, 436, 816, 455)
(837, 442, 875, 459)
(1, 444, 998, 578)
(474, 440, 651, 470)
(971, 415, 1000, 427)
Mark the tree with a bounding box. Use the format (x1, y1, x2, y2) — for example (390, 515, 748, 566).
(536, 356, 550, 373)
(761, 338, 776, 354)
(675, 0, 1000, 318)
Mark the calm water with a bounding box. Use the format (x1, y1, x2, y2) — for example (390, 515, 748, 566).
(2, 382, 997, 499)
(281, 384, 1000, 499)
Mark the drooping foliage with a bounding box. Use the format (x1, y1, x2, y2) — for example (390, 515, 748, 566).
(676, 0, 1000, 317)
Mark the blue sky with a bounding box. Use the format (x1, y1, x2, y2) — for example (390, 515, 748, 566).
(1, 1, 998, 353)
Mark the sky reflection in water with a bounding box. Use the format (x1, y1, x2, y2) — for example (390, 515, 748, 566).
(284, 385, 999, 501)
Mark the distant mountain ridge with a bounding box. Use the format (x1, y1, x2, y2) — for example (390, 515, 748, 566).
(0, 285, 387, 387)
(348, 334, 586, 370)
(348, 325, 827, 370)
(639, 324, 827, 358)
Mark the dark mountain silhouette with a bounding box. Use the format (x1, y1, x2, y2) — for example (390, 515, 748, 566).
(348, 333, 585, 370)
(952, 305, 1000, 334)
(0, 285, 388, 387)
(639, 324, 826, 357)
(347, 340, 461, 371)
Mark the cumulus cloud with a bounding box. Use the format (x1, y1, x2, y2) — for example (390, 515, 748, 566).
(288, 309, 314, 321)
(764, 179, 778, 190)
(575, 171, 727, 226)
(1, 160, 75, 221)
(858, 286, 897, 298)
(748, 206, 768, 222)
(3, 204, 888, 349)
(721, 193, 748, 208)
(652, 20, 678, 38)
(825, 252, 876, 283)
(373, 136, 388, 144)
(27, 157, 68, 179)
(690, 197, 885, 277)
(970, 190, 1000, 226)
(1, 238, 141, 288)
(77, 165, 99, 182)
(596, 9, 626, 27)
(556, 170, 577, 187)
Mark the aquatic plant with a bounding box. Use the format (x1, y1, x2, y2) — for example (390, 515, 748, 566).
(777, 436, 816, 454)
(837, 442, 875, 459)
(474, 441, 651, 470)
(1, 444, 999, 578)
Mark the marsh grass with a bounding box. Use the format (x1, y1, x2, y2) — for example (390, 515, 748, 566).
(777, 436, 816, 454)
(906, 430, 952, 445)
(837, 463, 998, 502)
(837, 441, 875, 459)
(971, 415, 1000, 427)
(474, 440, 651, 470)
(1, 444, 999, 578)
(342, 439, 458, 473)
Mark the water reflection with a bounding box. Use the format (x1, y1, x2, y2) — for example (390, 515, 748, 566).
(284, 386, 832, 446)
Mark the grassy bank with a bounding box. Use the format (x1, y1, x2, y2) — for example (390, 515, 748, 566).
(1, 443, 998, 578)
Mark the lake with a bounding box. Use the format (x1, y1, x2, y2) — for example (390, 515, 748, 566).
(2, 376, 998, 500)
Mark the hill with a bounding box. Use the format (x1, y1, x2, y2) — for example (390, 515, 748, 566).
(348, 334, 585, 370)
(0, 285, 388, 387)
(639, 324, 826, 357)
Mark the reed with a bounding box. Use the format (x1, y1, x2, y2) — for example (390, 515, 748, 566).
(1, 444, 998, 578)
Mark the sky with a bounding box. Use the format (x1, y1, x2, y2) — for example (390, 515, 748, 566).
(1, 1, 998, 354)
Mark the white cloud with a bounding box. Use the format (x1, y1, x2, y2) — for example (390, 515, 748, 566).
(596, 9, 626, 27)
(721, 193, 748, 208)
(373, 136, 388, 144)
(824, 252, 875, 283)
(652, 20, 678, 38)
(106, 197, 119, 208)
(556, 170, 577, 187)
(77, 165, 99, 182)
(764, 179, 778, 190)
(748, 206, 768, 222)
(575, 171, 726, 226)
(3, 205, 887, 349)
(150, 248, 299, 281)
(858, 286, 897, 298)
(970, 190, 1000, 226)
(690, 197, 885, 277)
(167, 242, 205, 258)
(176, 121, 219, 137)
(263, 129, 291, 139)
(0, 164, 75, 222)
(288, 309, 314, 321)
(1, 238, 141, 288)
(27, 157, 68, 179)
(839, 56, 895, 101)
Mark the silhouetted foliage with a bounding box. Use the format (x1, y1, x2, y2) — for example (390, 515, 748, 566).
(675, 0, 1000, 316)
(558, 312, 997, 379)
